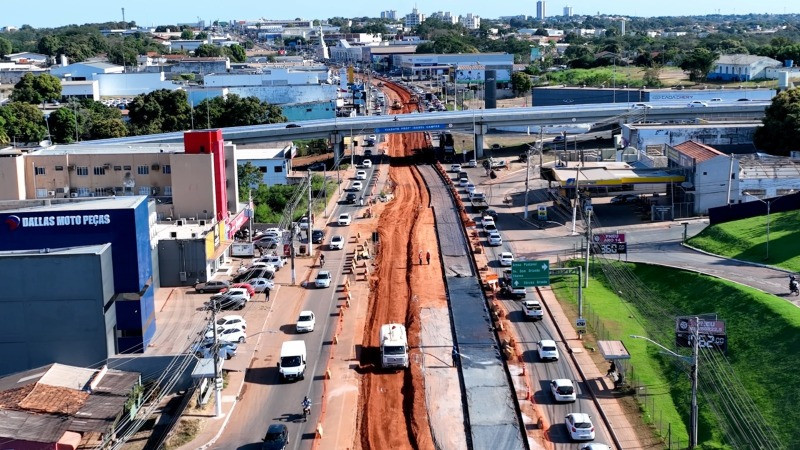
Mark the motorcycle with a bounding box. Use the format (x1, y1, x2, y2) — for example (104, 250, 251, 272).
(302, 404, 311, 421)
(790, 278, 799, 296)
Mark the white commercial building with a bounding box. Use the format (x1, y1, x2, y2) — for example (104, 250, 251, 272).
(95, 72, 179, 97)
(709, 54, 782, 82)
(430, 11, 458, 25)
(51, 62, 124, 80)
(61, 80, 100, 101)
(669, 141, 739, 214)
(737, 154, 800, 200)
(236, 145, 296, 187)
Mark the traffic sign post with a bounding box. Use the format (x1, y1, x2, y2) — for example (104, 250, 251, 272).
(510, 260, 550, 287)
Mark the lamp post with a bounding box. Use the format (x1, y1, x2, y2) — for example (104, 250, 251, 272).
(742, 191, 788, 261)
(631, 326, 699, 449)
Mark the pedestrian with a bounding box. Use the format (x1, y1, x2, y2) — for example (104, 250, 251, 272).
(606, 360, 616, 377)
(426, 251, 431, 265)
(360, 197, 364, 206)
(418, 251, 423, 265)
(265, 288, 271, 302)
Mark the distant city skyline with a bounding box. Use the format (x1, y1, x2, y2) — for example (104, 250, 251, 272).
(2, 1, 798, 28)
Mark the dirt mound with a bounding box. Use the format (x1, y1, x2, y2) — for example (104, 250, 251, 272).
(356, 81, 436, 450)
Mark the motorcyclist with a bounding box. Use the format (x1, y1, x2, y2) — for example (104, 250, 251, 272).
(790, 275, 799, 294)
(320, 254, 325, 267)
(302, 396, 311, 415)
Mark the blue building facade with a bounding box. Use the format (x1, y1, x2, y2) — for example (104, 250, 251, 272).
(0, 197, 155, 354)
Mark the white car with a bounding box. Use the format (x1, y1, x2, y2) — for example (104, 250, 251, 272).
(459, 177, 469, 187)
(499, 252, 514, 266)
(362, 159, 372, 168)
(298, 216, 310, 230)
(257, 255, 286, 269)
(222, 288, 251, 303)
(550, 379, 577, 402)
(192, 340, 237, 359)
(247, 277, 274, 292)
(687, 100, 708, 107)
(296, 310, 316, 333)
(522, 300, 543, 319)
(467, 159, 478, 168)
(469, 190, 483, 200)
(205, 325, 246, 343)
(330, 235, 344, 250)
(579, 444, 611, 450)
(351, 181, 363, 191)
(538, 339, 559, 361)
(216, 315, 247, 330)
(356, 170, 367, 180)
(466, 183, 476, 195)
(481, 216, 495, 228)
(315, 270, 332, 288)
(631, 102, 652, 109)
(565, 412, 595, 441)
(450, 164, 462, 172)
(367, 134, 377, 141)
(338, 213, 352, 226)
(246, 262, 277, 272)
(488, 231, 502, 246)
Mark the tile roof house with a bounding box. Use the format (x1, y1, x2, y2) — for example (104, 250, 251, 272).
(0, 363, 140, 450)
(708, 54, 781, 81)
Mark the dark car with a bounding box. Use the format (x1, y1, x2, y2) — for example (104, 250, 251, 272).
(195, 280, 230, 294)
(285, 123, 301, 128)
(254, 237, 279, 249)
(233, 268, 274, 284)
(311, 229, 324, 244)
(610, 194, 640, 204)
(208, 294, 246, 311)
(309, 162, 326, 171)
(483, 209, 498, 219)
(344, 192, 357, 204)
(363, 149, 373, 157)
(262, 423, 288, 450)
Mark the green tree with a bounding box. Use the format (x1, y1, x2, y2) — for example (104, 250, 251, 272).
(564, 45, 596, 69)
(238, 162, 262, 200)
(0, 102, 47, 143)
(194, 44, 224, 57)
(194, 94, 286, 128)
(10, 73, 62, 104)
(127, 89, 191, 134)
(196, 31, 208, 40)
(227, 44, 246, 63)
(510, 72, 532, 97)
(0, 115, 9, 145)
(37, 34, 62, 56)
(0, 37, 12, 58)
(47, 107, 77, 143)
(753, 88, 800, 156)
(180, 29, 195, 39)
(679, 48, 718, 81)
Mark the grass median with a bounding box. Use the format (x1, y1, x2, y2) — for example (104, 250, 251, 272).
(551, 260, 800, 448)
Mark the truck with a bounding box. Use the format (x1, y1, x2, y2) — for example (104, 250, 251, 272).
(470, 192, 488, 211)
(500, 269, 527, 299)
(277, 340, 307, 382)
(380, 324, 409, 369)
(439, 132, 455, 161)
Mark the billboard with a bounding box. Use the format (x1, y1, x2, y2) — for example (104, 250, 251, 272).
(591, 233, 627, 254)
(675, 316, 728, 352)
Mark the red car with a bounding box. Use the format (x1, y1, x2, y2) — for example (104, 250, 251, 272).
(223, 283, 255, 297)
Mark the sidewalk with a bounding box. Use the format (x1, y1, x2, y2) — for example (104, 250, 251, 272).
(539, 286, 644, 449)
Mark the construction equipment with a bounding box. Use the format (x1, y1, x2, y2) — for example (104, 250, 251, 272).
(408, 94, 419, 104)
(391, 100, 403, 110)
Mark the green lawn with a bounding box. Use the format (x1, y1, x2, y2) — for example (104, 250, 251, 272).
(687, 210, 800, 272)
(551, 261, 800, 449)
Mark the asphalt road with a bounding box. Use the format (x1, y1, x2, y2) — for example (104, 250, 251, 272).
(450, 170, 615, 448)
(212, 154, 379, 450)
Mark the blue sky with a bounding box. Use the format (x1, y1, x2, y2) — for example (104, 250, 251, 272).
(3, 1, 799, 28)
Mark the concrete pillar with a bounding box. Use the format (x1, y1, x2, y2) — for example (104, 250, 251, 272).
(331, 133, 344, 162)
(474, 124, 486, 159)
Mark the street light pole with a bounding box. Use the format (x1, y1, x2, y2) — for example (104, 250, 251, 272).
(631, 326, 699, 449)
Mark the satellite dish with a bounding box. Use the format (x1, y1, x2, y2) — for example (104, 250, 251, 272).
(681, 181, 693, 189)
(123, 172, 136, 189)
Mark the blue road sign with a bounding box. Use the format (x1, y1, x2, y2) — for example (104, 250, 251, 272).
(375, 123, 449, 134)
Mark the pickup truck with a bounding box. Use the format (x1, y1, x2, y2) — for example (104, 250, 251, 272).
(490, 158, 507, 169)
(470, 192, 488, 211)
(500, 269, 527, 299)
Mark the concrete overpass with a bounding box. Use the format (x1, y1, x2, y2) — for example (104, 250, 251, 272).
(87, 102, 769, 158)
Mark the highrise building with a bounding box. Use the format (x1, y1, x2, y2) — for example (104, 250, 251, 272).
(459, 13, 481, 30)
(380, 10, 397, 20)
(619, 18, 626, 35)
(404, 7, 425, 28)
(563, 6, 573, 17)
(536, 1, 546, 20)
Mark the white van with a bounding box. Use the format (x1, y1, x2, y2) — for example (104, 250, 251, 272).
(277, 340, 307, 381)
(380, 324, 409, 369)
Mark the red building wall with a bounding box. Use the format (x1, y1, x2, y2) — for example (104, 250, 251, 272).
(183, 130, 229, 222)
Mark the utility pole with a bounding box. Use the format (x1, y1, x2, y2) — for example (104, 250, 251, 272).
(307, 171, 312, 243)
(211, 302, 222, 418)
(323, 169, 328, 218)
(584, 207, 592, 288)
(524, 144, 532, 219)
(248, 190, 253, 242)
(725, 154, 735, 205)
(690, 316, 700, 449)
(571, 164, 580, 235)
